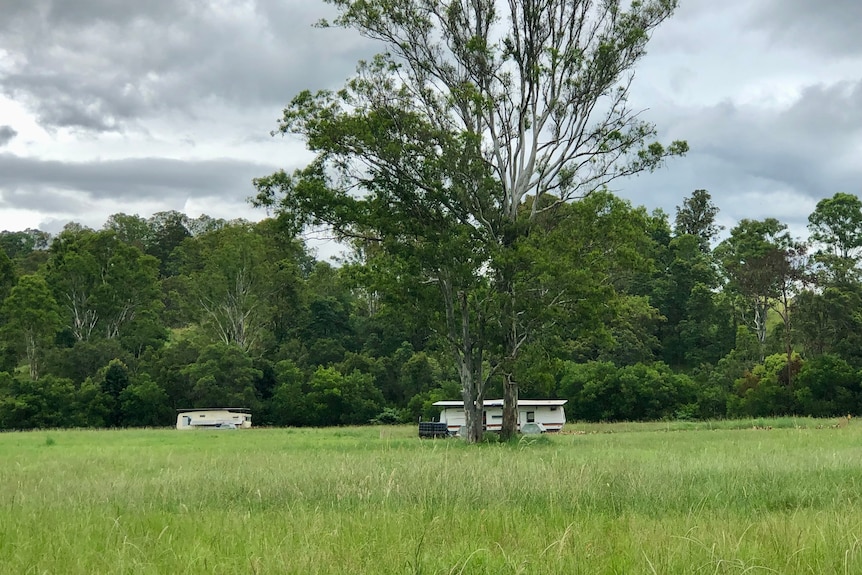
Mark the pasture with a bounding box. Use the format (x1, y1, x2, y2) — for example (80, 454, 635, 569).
(2, 419, 862, 574)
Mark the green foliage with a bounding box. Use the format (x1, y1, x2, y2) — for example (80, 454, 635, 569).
(693, 326, 762, 419)
(728, 353, 802, 417)
(526, 192, 664, 366)
(651, 230, 731, 369)
(46, 228, 162, 342)
(673, 189, 723, 251)
(807, 192, 862, 284)
(794, 285, 862, 365)
(144, 210, 191, 277)
(0, 344, 17, 374)
(511, 345, 561, 398)
(269, 359, 308, 426)
(560, 360, 696, 421)
(716, 218, 796, 347)
(8, 189, 862, 430)
(43, 338, 129, 386)
(307, 367, 384, 426)
(395, 348, 442, 403)
(368, 407, 404, 425)
(794, 355, 860, 417)
(183, 343, 262, 409)
(1, 274, 61, 380)
(103, 212, 151, 251)
(77, 378, 110, 427)
(0, 228, 50, 272)
(118, 311, 169, 357)
(100, 359, 131, 426)
(171, 224, 277, 352)
(119, 374, 172, 427)
(139, 338, 201, 410)
(0, 246, 15, 303)
(0, 373, 90, 429)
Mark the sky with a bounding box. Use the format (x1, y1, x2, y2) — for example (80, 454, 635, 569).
(1, 0, 861, 256)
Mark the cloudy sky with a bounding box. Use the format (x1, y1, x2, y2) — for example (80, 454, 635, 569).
(1, 0, 860, 251)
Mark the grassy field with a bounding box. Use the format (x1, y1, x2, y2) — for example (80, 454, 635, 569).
(2, 419, 862, 574)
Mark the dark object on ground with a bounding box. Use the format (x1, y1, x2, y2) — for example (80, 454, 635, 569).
(418, 421, 450, 438)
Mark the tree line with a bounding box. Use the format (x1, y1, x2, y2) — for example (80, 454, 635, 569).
(1, 190, 862, 430)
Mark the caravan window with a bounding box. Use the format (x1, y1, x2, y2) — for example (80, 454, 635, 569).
(526, 411, 535, 423)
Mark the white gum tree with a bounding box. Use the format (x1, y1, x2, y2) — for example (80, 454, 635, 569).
(256, 0, 687, 442)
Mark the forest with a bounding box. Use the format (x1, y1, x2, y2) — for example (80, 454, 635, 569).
(1, 189, 862, 430)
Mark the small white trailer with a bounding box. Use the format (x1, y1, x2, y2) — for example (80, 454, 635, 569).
(176, 408, 252, 430)
(432, 399, 567, 435)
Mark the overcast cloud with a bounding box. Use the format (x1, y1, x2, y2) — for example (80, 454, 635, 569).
(0, 126, 17, 147)
(751, 0, 862, 56)
(0, 0, 860, 248)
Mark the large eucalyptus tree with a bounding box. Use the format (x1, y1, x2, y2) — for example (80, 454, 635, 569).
(255, 0, 686, 441)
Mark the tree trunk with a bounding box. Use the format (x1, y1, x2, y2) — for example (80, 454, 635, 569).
(754, 299, 767, 362)
(500, 373, 518, 441)
(25, 330, 38, 381)
(455, 347, 484, 443)
(498, 239, 521, 440)
(441, 277, 489, 443)
(462, 392, 484, 443)
(783, 304, 794, 389)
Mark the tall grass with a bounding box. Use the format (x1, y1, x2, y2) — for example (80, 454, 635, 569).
(1, 421, 861, 574)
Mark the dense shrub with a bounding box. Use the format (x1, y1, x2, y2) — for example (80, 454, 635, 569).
(560, 361, 696, 421)
(794, 355, 860, 417)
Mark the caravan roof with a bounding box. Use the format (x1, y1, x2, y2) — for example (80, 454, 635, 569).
(432, 399, 566, 407)
(176, 408, 252, 413)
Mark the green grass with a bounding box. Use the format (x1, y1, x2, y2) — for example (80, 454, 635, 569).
(2, 421, 862, 574)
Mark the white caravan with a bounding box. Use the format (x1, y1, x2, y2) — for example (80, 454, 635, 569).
(432, 399, 566, 435)
(176, 408, 252, 430)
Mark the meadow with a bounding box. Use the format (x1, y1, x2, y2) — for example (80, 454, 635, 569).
(2, 419, 862, 574)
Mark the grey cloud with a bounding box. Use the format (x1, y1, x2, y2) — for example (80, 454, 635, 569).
(0, 154, 279, 207)
(626, 79, 862, 233)
(43, 0, 186, 26)
(0, 0, 184, 25)
(623, 152, 820, 237)
(0, 126, 17, 146)
(750, 0, 862, 56)
(692, 81, 862, 197)
(0, 0, 372, 132)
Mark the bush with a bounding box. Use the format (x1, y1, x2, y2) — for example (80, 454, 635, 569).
(0, 374, 89, 429)
(120, 375, 173, 427)
(794, 355, 860, 417)
(369, 407, 404, 425)
(560, 361, 696, 421)
(727, 353, 801, 417)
